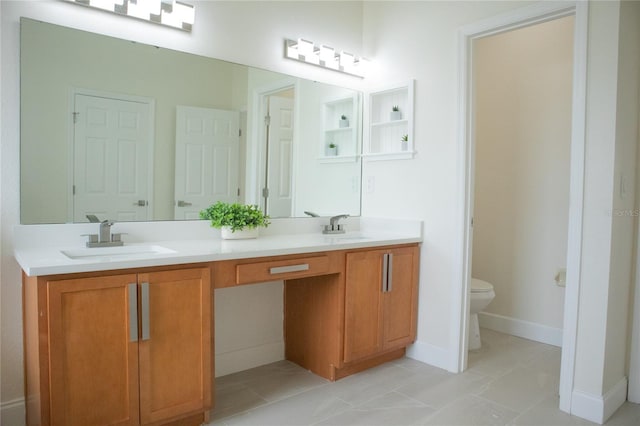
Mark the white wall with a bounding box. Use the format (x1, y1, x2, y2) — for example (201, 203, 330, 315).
(472, 17, 574, 332)
(360, 0, 536, 368)
(0, 0, 364, 421)
(570, 1, 640, 422)
(604, 0, 640, 395)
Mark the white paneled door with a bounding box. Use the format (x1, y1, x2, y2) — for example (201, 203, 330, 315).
(266, 96, 294, 218)
(73, 93, 153, 222)
(174, 106, 240, 220)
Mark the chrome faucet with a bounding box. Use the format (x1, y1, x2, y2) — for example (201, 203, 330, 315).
(323, 214, 349, 234)
(83, 216, 124, 248)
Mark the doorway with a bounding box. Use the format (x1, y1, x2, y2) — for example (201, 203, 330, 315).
(470, 16, 574, 349)
(455, 2, 589, 416)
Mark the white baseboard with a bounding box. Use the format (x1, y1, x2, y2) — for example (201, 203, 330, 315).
(478, 312, 563, 347)
(1, 397, 25, 426)
(406, 340, 453, 372)
(571, 376, 627, 424)
(215, 341, 284, 377)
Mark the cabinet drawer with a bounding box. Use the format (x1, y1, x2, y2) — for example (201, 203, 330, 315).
(236, 255, 330, 284)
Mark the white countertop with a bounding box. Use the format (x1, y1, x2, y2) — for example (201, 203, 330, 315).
(15, 227, 422, 277)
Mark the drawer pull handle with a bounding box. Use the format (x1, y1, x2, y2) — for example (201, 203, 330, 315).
(270, 264, 310, 274)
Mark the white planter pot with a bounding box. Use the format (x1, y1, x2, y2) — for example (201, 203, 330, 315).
(220, 226, 259, 240)
(401, 140, 409, 151)
(390, 110, 402, 121)
(339, 119, 349, 128)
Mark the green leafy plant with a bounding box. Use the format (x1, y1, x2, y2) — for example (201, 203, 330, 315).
(200, 201, 270, 232)
(401, 134, 408, 142)
(392, 105, 400, 112)
(340, 114, 348, 120)
(328, 143, 337, 148)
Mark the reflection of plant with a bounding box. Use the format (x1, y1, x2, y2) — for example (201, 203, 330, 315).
(392, 105, 400, 112)
(200, 201, 270, 232)
(341, 115, 347, 120)
(401, 134, 408, 142)
(329, 143, 337, 148)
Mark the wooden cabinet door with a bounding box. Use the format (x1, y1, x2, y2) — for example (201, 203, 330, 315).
(47, 274, 140, 426)
(138, 268, 212, 425)
(382, 246, 419, 350)
(344, 250, 384, 363)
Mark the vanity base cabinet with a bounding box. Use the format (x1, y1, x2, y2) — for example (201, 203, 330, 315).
(343, 246, 419, 365)
(281, 245, 419, 382)
(23, 266, 212, 426)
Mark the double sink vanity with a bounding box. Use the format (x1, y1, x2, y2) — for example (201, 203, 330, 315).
(15, 218, 422, 426)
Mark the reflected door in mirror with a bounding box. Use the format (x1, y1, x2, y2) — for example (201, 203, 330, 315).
(73, 92, 153, 222)
(174, 106, 240, 220)
(265, 96, 294, 217)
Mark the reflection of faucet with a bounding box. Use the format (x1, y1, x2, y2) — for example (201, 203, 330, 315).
(83, 216, 124, 248)
(304, 211, 320, 217)
(323, 214, 349, 234)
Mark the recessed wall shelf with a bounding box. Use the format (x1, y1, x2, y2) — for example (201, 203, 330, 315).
(364, 80, 415, 161)
(320, 94, 360, 162)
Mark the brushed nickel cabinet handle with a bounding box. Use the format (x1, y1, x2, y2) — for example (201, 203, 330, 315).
(382, 253, 389, 293)
(270, 264, 310, 274)
(141, 282, 150, 341)
(387, 253, 394, 292)
(128, 283, 138, 342)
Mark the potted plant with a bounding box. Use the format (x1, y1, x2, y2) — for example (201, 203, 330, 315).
(200, 201, 270, 239)
(390, 105, 402, 121)
(326, 143, 338, 156)
(339, 114, 349, 128)
(401, 134, 409, 151)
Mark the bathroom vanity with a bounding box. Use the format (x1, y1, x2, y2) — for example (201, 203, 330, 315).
(16, 222, 421, 426)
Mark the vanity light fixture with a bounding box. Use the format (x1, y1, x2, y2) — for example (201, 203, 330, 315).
(66, 0, 195, 32)
(285, 38, 367, 78)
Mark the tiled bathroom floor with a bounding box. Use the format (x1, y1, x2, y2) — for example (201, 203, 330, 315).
(209, 329, 640, 425)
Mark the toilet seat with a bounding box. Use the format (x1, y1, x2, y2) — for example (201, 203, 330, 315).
(471, 278, 494, 293)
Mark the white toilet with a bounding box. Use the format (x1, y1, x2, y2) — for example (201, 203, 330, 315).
(469, 278, 495, 350)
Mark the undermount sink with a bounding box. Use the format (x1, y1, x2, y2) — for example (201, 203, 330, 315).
(61, 245, 176, 260)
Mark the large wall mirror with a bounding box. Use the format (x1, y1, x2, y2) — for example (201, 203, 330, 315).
(20, 18, 363, 224)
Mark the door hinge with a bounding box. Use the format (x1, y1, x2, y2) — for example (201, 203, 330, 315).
(264, 115, 271, 126)
(237, 188, 241, 196)
(72, 185, 76, 195)
(239, 128, 242, 137)
(72, 112, 79, 124)
(262, 187, 270, 198)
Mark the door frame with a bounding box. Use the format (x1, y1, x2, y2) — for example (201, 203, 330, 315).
(454, 0, 588, 414)
(246, 78, 298, 210)
(68, 87, 155, 222)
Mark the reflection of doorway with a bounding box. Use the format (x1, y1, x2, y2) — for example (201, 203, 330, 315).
(263, 93, 294, 217)
(174, 106, 240, 219)
(71, 89, 154, 222)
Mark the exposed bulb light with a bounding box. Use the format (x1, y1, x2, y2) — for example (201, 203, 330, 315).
(284, 38, 367, 78)
(66, 0, 195, 32)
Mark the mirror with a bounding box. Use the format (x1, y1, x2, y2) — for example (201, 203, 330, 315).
(20, 18, 362, 224)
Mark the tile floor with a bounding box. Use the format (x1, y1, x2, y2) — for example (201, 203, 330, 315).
(208, 329, 640, 425)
